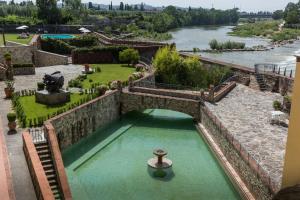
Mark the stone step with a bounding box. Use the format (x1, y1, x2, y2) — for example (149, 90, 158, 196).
(46, 174, 56, 180)
(39, 154, 51, 160)
(35, 145, 49, 151)
(48, 179, 58, 186)
(37, 149, 50, 155)
(41, 159, 52, 165)
(43, 163, 54, 170)
(45, 169, 55, 175)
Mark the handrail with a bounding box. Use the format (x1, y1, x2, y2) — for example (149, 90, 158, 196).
(23, 131, 54, 200)
(213, 75, 238, 93)
(44, 123, 72, 200)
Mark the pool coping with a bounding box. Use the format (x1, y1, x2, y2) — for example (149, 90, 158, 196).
(196, 123, 255, 200)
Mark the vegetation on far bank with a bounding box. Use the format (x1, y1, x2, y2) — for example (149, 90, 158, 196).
(229, 20, 300, 42)
(153, 46, 232, 89)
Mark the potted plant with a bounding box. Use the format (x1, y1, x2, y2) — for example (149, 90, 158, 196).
(4, 80, 14, 98)
(7, 112, 17, 133)
(37, 82, 45, 91)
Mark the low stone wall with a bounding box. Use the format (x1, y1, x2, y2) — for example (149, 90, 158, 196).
(129, 87, 202, 101)
(0, 45, 33, 64)
(13, 67, 35, 76)
(0, 120, 15, 200)
(6, 41, 26, 46)
(201, 106, 275, 200)
(132, 72, 155, 88)
(47, 90, 121, 150)
(121, 91, 202, 121)
(22, 132, 54, 200)
(34, 50, 68, 67)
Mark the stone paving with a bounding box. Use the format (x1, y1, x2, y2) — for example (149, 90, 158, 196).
(0, 64, 82, 200)
(205, 84, 288, 189)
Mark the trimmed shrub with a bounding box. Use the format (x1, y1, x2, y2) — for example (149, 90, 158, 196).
(41, 38, 75, 55)
(13, 63, 34, 68)
(7, 112, 16, 122)
(119, 48, 140, 66)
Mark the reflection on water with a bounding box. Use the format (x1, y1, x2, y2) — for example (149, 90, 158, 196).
(166, 26, 299, 70)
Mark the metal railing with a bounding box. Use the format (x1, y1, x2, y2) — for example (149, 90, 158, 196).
(255, 63, 294, 78)
(28, 128, 46, 144)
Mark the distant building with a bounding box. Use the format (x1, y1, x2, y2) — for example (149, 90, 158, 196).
(0, 1, 7, 5)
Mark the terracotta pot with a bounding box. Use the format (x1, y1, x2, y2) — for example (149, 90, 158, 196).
(4, 88, 14, 98)
(8, 121, 16, 131)
(84, 65, 90, 72)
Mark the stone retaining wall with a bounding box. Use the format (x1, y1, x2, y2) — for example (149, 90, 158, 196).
(47, 90, 121, 150)
(0, 45, 33, 64)
(34, 50, 68, 67)
(201, 106, 275, 200)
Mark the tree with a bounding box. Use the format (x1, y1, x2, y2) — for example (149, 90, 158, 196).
(140, 3, 144, 11)
(119, 2, 124, 10)
(272, 10, 284, 20)
(36, 0, 61, 24)
(88, 2, 93, 9)
(284, 2, 300, 24)
(119, 48, 140, 66)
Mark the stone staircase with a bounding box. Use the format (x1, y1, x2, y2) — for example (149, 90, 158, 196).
(255, 73, 267, 91)
(35, 142, 62, 200)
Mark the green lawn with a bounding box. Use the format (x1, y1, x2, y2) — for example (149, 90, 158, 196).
(81, 64, 136, 88)
(18, 93, 89, 127)
(0, 33, 33, 45)
(17, 64, 136, 127)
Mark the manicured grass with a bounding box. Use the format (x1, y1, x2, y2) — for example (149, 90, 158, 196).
(17, 64, 136, 127)
(18, 93, 89, 127)
(0, 33, 33, 45)
(81, 64, 136, 88)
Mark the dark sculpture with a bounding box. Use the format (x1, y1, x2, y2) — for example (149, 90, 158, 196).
(43, 71, 64, 93)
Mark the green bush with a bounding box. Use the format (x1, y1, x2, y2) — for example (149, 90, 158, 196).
(97, 84, 109, 96)
(7, 112, 16, 122)
(119, 48, 140, 66)
(41, 38, 75, 55)
(209, 39, 245, 50)
(13, 63, 34, 68)
(65, 35, 98, 47)
(68, 79, 83, 88)
(273, 100, 282, 111)
(4, 52, 11, 61)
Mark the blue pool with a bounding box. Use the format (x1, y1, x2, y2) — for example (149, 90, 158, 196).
(41, 34, 75, 40)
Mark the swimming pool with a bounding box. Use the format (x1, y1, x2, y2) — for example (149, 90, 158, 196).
(63, 109, 241, 200)
(41, 34, 75, 40)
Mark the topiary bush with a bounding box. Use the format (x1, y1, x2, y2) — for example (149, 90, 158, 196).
(7, 112, 16, 122)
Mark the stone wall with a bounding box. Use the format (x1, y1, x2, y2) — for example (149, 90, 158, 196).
(121, 91, 202, 121)
(0, 45, 33, 64)
(34, 50, 68, 67)
(132, 72, 155, 88)
(13, 67, 35, 76)
(6, 41, 25, 46)
(47, 91, 121, 150)
(200, 106, 274, 200)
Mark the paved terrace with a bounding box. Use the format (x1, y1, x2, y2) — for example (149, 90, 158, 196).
(0, 64, 82, 200)
(205, 84, 288, 188)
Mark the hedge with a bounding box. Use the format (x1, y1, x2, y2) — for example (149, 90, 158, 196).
(13, 63, 34, 68)
(65, 35, 99, 47)
(41, 38, 75, 55)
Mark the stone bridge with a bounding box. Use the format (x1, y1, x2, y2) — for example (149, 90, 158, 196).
(120, 88, 203, 121)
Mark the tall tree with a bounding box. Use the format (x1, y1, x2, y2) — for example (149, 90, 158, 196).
(119, 2, 124, 10)
(36, 0, 61, 24)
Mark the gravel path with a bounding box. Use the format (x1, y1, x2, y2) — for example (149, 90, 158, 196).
(206, 84, 288, 188)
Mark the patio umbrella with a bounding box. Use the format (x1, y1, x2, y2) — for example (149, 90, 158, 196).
(80, 29, 91, 33)
(78, 27, 87, 31)
(16, 25, 29, 30)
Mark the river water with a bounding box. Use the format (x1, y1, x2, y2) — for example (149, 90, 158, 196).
(166, 26, 299, 72)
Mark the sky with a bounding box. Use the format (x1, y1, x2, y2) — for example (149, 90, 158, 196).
(82, 0, 299, 12)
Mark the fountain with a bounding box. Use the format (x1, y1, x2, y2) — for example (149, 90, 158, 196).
(148, 149, 172, 169)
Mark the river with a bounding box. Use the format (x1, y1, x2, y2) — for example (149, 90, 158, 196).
(165, 26, 299, 72)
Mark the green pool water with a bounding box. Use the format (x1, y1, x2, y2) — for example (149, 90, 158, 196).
(63, 109, 241, 200)
(41, 34, 75, 40)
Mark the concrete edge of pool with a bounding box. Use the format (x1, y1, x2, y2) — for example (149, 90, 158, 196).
(196, 123, 255, 200)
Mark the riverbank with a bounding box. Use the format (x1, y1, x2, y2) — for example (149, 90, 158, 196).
(229, 20, 300, 44)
